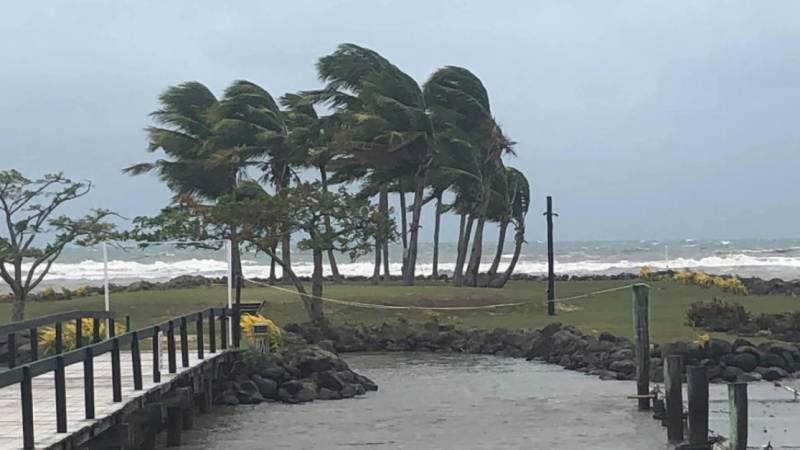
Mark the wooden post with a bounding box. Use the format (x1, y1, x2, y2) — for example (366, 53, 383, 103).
(83, 346, 95, 419)
(93, 317, 101, 343)
(21, 365, 34, 449)
(199, 376, 213, 413)
(166, 406, 182, 447)
(75, 317, 83, 349)
(632, 283, 650, 410)
(55, 321, 63, 354)
(220, 310, 228, 350)
(664, 355, 684, 443)
(545, 196, 556, 316)
(196, 312, 204, 360)
(182, 405, 194, 430)
(152, 325, 161, 383)
(55, 355, 67, 432)
(131, 331, 143, 390)
(728, 382, 748, 450)
(167, 321, 176, 374)
(111, 337, 122, 402)
(125, 315, 131, 332)
(29, 328, 38, 362)
(208, 309, 216, 354)
(687, 365, 710, 448)
(180, 317, 189, 368)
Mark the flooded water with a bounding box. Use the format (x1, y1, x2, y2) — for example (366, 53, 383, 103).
(170, 353, 669, 449)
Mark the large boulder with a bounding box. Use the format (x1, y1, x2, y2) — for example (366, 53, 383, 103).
(705, 339, 732, 360)
(760, 366, 790, 381)
(251, 374, 278, 398)
(726, 352, 758, 372)
(290, 346, 347, 377)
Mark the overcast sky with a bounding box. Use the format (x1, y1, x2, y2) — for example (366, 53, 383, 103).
(1, 1, 798, 242)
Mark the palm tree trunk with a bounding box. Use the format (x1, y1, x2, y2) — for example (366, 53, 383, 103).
(453, 214, 474, 286)
(311, 246, 325, 322)
(465, 216, 487, 287)
(488, 220, 509, 276)
(320, 167, 342, 284)
(277, 163, 292, 280)
(488, 219, 524, 288)
(402, 175, 425, 285)
(399, 185, 408, 250)
(380, 189, 390, 280)
(371, 235, 382, 284)
(431, 192, 442, 279)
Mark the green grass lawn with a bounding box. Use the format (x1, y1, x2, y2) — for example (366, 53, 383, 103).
(2, 279, 798, 343)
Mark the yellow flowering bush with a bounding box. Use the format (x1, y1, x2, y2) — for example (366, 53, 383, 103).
(39, 319, 125, 356)
(673, 271, 694, 284)
(240, 314, 284, 352)
(673, 271, 747, 295)
(0, 293, 12, 303)
(638, 266, 652, 280)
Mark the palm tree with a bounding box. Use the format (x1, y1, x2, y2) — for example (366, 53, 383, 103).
(487, 167, 530, 288)
(424, 66, 513, 286)
(313, 44, 435, 285)
(125, 80, 285, 276)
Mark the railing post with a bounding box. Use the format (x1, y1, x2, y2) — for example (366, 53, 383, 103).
(21, 365, 34, 449)
(728, 382, 748, 450)
(687, 365, 710, 449)
(75, 317, 83, 349)
(632, 283, 650, 410)
(55, 355, 67, 433)
(152, 325, 161, 383)
(8, 332, 17, 368)
(55, 321, 63, 354)
(220, 310, 228, 350)
(29, 328, 38, 361)
(664, 355, 684, 443)
(196, 312, 204, 360)
(111, 337, 122, 402)
(167, 321, 177, 374)
(208, 308, 216, 354)
(131, 331, 143, 390)
(84, 346, 95, 419)
(92, 318, 101, 343)
(180, 317, 189, 368)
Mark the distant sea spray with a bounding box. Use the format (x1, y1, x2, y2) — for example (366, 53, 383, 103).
(22, 239, 800, 285)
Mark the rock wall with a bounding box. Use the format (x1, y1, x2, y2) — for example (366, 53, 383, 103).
(285, 321, 800, 383)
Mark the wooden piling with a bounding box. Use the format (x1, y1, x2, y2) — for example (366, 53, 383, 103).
(728, 382, 748, 450)
(686, 365, 710, 448)
(632, 283, 650, 410)
(166, 406, 182, 447)
(664, 355, 684, 443)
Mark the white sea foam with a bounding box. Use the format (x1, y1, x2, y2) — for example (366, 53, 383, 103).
(26, 252, 800, 282)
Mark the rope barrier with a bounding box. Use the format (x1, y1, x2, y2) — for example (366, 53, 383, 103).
(242, 277, 640, 312)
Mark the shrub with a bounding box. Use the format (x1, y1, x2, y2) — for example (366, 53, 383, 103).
(687, 299, 750, 332)
(673, 271, 694, 284)
(39, 319, 125, 356)
(240, 313, 284, 352)
(638, 266, 652, 280)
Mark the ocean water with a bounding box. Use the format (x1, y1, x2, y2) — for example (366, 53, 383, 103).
(23, 238, 800, 285)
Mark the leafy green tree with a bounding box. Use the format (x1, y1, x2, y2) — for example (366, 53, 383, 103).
(0, 171, 115, 321)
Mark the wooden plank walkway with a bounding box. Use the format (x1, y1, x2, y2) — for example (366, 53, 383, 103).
(0, 348, 221, 450)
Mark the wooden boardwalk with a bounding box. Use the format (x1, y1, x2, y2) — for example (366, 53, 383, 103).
(0, 348, 224, 450)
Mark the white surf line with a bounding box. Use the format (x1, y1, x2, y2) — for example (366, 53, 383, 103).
(242, 277, 641, 311)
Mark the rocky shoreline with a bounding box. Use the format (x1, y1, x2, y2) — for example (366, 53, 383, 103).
(283, 321, 800, 384)
(214, 331, 378, 405)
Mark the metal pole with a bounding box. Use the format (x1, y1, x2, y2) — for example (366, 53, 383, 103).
(545, 196, 556, 316)
(102, 241, 111, 339)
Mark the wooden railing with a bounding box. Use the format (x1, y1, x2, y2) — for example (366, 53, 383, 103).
(1, 310, 119, 368)
(0, 307, 239, 449)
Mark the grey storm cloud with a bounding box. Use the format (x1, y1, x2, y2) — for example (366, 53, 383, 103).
(1, 0, 798, 241)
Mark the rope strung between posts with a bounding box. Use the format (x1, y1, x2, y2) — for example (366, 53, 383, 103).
(242, 276, 641, 311)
